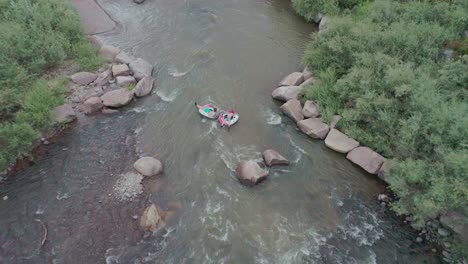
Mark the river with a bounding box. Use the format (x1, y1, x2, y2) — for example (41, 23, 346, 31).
(0, 0, 440, 263)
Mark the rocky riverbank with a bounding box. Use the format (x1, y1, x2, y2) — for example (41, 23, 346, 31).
(271, 14, 467, 262)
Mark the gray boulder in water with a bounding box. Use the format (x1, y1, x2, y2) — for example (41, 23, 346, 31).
(262, 149, 289, 167)
(134, 157, 163, 177)
(236, 160, 268, 186)
(134, 76, 154, 97)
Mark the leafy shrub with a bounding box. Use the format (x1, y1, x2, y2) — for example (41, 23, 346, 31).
(301, 0, 468, 238)
(0, 0, 101, 171)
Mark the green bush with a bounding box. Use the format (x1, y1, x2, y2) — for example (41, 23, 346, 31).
(0, 0, 101, 171)
(300, 0, 468, 241)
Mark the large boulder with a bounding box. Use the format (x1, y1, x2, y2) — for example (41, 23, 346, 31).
(140, 204, 162, 232)
(346, 147, 385, 175)
(115, 51, 137, 65)
(134, 157, 163, 177)
(262, 149, 289, 167)
(112, 64, 130, 77)
(279, 72, 304, 87)
(70, 72, 97, 85)
(99, 45, 121, 62)
(100, 88, 134, 108)
(52, 104, 76, 124)
(94, 69, 112, 86)
(324, 129, 359, 154)
(129, 58, 153, 80)
(272, 86, 302, 102)
(79, 97, 103, 114)
(319, 16, 330, 32)
(440, 210, 468, 241)
(303, 67, 313, 81)
(134, 76, 154, 97)
(297, 118, 330, 139)
(302, 100, 320, 118)
(236, 161, 268, 186)
(280, 99, 304, 123)
(299, 77, 315, 87)
(116, 76, 137, 87)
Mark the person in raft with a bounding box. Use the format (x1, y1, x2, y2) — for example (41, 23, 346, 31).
(195, 102, 218, 118)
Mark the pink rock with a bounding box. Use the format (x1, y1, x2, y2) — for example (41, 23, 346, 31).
(280, 99, 304, 123)
(346, 147, 385, 175)
(79, 97, 103, 114)
(236, 161, 268, 186)
(324, 129, 359, 153)
(262, 149, 289, 167)
(112, 64, 130, 77)
(100, 88, 134, 108)
(70, 72, 97, 85)
(279, 72, 304, 86)
(272, 86, 303, 102)
(302, 100, 320, 118)
(99, 45, 121, 62)
(52, 104, 76, 124)
(134, 76, 154, 97)
(297, 118, 330, 139)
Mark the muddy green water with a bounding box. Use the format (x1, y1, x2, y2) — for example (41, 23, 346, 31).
(0, 0, 440, 263)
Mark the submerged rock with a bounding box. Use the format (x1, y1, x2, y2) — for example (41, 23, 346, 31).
(99, 44, 121, 62)
(112, 64, 130, 77)
(129, 58, 153, 80)
(70, 72, 97, 85)
(140, 204, 162, 232)
(262, 149, 289, 167)
(324, 128, 359, 154)
(280, 99, 304, 123)
(346, 147, 385, 175)
(116, 76, 137, 87)
(236, 160, 268, 186)
(297, 118, 330, 139)
(272, 86, 303, 102)
(79, 97, 103, 114)
(134, 76, 154, 97)
(302, 100, 320, 118)
(113, 172, 143, 201)
(52, 104, 76, 124)
(279, 72, 304, 87)
(101, 88, 134, 108)
(134, 157, 163, 177)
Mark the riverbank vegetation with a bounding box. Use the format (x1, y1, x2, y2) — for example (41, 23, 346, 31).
(293, 0, 467, 256)
(0, 0, 102, 171)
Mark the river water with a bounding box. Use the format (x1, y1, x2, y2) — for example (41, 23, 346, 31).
(0, 0, 440, 263)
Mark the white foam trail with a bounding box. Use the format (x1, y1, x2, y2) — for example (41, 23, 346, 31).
(264, 108, 282, 125)
(157, 90, 178, 102)
(168, 65, 191, 77)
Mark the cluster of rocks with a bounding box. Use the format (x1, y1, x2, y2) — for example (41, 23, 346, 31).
(236, 149, 289, 186)
(272, 70, 386, 178)
(273, 68, 468, 258)
(52, 42, 154, 125)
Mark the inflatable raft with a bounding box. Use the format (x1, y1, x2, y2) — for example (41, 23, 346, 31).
(195, 102, 219, 119)
(218, 110, 239, 127)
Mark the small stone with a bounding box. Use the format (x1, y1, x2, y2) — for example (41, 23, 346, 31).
(102, 108, 119, 114)
(380, 202, 386, 208)
(132, 215, 138, 220)
(378, 194, 389, 202)
(134, 157, 163, 177)
(416, 237, 423, 243)
(431, 220, 440, 229)
(432, 248, 437, 253)
(116, 76, 137, 87)
(52, 104, 76, 124)
(438, 227, 450, 237)
(3, 196, 8, 201)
